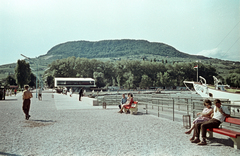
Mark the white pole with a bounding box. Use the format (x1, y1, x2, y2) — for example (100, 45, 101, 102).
(197, 66, 198, 82)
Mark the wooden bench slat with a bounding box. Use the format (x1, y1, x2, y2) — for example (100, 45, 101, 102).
(208, 128, 240, 138)
(225, 117, 240, 125)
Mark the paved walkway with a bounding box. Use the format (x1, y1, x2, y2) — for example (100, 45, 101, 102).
(0, 90, 240, 156)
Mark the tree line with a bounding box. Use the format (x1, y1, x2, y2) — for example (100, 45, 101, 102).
(44, 56, 224, 89)
(2, 57, 239, 89)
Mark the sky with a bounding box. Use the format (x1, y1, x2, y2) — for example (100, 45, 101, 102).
(0, 0, 240, 65)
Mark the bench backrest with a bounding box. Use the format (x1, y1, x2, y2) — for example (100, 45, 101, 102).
(225, 117, 240, 125)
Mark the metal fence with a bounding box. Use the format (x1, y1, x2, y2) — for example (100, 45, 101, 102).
(95, 93, 240, 119)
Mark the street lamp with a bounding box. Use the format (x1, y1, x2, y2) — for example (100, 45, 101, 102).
(21, 54, 38, 98)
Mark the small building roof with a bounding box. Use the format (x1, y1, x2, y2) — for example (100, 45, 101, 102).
(55, 77, 95, 81)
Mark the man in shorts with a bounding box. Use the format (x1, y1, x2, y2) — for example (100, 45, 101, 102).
(22, 85, 33, 120)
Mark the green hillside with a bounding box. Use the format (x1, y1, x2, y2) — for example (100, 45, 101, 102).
(44, 39, 207, 59)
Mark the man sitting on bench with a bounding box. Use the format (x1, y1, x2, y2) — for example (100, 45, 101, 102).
(119, 94, 127, 109)
(191, 99, 230, 145)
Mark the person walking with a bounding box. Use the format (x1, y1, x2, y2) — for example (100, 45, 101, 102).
(79, 88, 83, 101)
(22, 85, 33, 120)
(191, 99, 230, 145)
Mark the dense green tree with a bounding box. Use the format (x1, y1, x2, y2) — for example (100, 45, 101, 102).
(28, 73, 36, 87)
(139, 75, 152, 88)
(226, 73, 240, 87)
(156, 72, 163, 87)
(15, 60, 31, 88)
(93, 72, 105, 88)
(46, 75, 54, 88)
(6, 75, 17, 86)
(124, 72, 134, 89)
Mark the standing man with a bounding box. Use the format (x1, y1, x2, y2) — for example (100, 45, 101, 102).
(79, 88, 83, 101)
(191, 99, 230, 145)
(119, 94, 127, 109)
(22, 85, 33, 120)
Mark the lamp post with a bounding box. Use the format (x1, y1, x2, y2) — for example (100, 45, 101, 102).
(21, 54, 38, 98)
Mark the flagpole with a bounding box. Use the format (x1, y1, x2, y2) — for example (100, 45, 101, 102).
(197, 65, 198, 82)
(196, 60, 198, 82)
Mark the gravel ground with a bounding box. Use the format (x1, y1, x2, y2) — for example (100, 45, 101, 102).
(0, 91, 240, 156)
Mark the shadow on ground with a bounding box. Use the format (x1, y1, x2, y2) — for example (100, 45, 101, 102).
(1, 99, 18, 101)
(31, 119, 56, 123)
(0, 151, 21, 156)
(208, 138, 234, 148)
(23, 119, 57, 128)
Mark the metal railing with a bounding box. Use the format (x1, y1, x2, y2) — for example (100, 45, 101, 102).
(95, 93, 239, 118)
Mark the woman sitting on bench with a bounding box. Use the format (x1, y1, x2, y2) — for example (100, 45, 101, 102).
(185, 99, 213, 141)
(118, 93, 133, 113)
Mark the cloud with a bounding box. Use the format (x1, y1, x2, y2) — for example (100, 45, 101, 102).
(197, 48, 240, 61)
(197, 48, 220, 57)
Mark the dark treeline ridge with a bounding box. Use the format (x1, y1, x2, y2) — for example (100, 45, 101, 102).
(45, 56, 223, 89)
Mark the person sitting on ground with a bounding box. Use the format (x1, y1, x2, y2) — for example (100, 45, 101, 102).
(118, 93, 133, 113)
(185, 99, 213, 140)
(191, 99, 230, 145)
(119, 94, 127, 109)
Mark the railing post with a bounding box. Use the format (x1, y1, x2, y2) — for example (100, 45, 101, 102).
(146, 104, 148, 114)
(97, 92, 98, 105)
(173, 98, 175, 121)
(193, 102, 195, 118)
(187, 98, 189, 115)
(178, 96, 180, 111)
(162, 99, 163, 111)
(152, 99, 154, 109)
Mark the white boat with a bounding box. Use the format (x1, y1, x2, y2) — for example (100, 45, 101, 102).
(184, 76, 240, 105)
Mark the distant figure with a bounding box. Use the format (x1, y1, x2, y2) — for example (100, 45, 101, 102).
(38, 87, 42, 101)
(79, 88, 83, 101)
(14, 89, 17, 96)
(119, 94, 127, 109)
(69, 88, 73, 97)
(22, 85, 33, 120)
(63, 87, 67, 95)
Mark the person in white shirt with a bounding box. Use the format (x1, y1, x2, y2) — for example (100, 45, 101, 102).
(191, 99, 230, 145)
